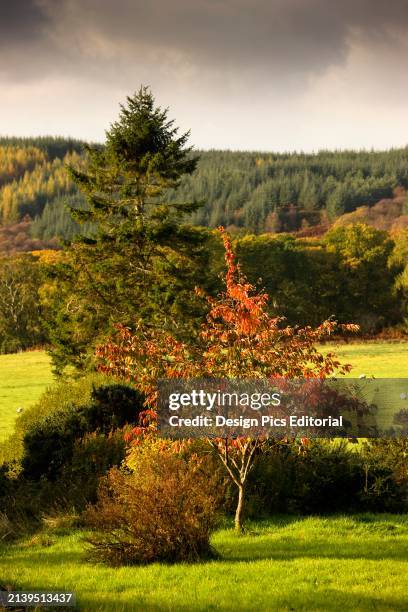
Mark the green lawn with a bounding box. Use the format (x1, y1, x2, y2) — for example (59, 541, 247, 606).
(1, 515, 407, 611)
(0, 351, 53, 442)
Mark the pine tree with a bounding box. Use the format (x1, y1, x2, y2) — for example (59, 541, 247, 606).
(48, 87, 210, 373)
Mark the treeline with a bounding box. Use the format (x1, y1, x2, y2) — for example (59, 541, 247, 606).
(169, 149, 408, 233)
(0, 136, 85, 160)
(0, 150, 82, 223)
(0, 133, 407, 356)
(1, 224, 408, 355)
(1, 138, 408, 242)
(0, 137, 87, 241)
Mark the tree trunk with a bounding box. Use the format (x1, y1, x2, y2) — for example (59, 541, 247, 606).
(235, 483, 245, 533)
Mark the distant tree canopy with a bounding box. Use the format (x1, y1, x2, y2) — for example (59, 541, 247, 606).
(0, 150, 81, 223)
(168, 149, 408, 233)
(0, 136, 86, 160)
(0, 133, 407, 359)
(1, 137, 408, 240)
(235, 224, 400, 332)
(0, 220, 405, 356)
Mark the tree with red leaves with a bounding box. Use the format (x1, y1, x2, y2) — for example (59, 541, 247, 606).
(96, 228, 357, 531)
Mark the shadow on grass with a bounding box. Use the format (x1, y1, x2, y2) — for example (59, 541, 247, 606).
(1, 589, 407, 611)
(4, 534, 408, 569)
(217, 536, 408, 562)
(215, 515, 408, 562)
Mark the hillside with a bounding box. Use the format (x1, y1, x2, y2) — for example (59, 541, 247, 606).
(332, 191, 408, 233)
(0, 138, 408, 250)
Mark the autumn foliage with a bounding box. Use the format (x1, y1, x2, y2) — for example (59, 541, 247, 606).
(85, 442, 220, 565)
(96, 228, 358, 530)
(97, 228, 356, 395)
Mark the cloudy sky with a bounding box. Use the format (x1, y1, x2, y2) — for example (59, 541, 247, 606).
(1, 0, 408, 151)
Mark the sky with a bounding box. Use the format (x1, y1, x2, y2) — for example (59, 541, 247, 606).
(1, 0, 408, 151)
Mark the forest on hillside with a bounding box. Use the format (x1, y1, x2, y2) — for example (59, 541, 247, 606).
(0, 134, 407, 347)
(0, 137, 408, 251)
(1, 105, 408, 358)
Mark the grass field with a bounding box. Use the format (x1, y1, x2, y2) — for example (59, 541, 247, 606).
(326, 341, 408, 378)
(0, 351, 53, 442)
(0, 343, 407, 442)
(324, 342, 408, 430)
(1, 349, 408, 611)
(1, 515, 407, 611)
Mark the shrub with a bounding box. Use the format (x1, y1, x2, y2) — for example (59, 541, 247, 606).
(59, 431, 127, 505)
(0, 430, 127, 522)
(244, 439, 408, 516)
(0, 511, 13, 541)
(0, 373, 108, 468)
(22, 408, 91, 481)
(85, 445, 220, 565)
(0, 376, 144, 522)
(243, 441, 297, 516)
(0, 464, 12, 498)
(359, 439, 408, 511)
(21, 381, 144, 481)
(81, 384, 144, 432)
(288, 440, 364, 513)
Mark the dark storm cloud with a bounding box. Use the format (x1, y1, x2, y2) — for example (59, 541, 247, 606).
(1, 0, 408, 151)
(1, 0, 408, 83)
(0, 0, 49, 43)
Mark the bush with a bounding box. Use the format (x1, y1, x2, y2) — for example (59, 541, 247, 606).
(0, 464, 12, 498)
(242, 440, 364, 516)
(289, 440, 364, 513)
(21, 381, 144, 481)
(0, 375, 144, 522)
(244, 439, 408, 516)
(0, 430, 127, 524)
(60, 431, 127, 504)
(359, 439, 408, 511)
(0, 373, 108, 468)
(85, 445, 220, 565)
(15, 375, 144, 441)
(0, 511, 13, 541)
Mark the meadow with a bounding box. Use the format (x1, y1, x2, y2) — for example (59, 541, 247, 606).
(0, 342, 407, 441)
(328, 341, 408, 378)
(1, 344, 408, 611)
(0, 351, 53, 441)
(1, 515, 407, 611)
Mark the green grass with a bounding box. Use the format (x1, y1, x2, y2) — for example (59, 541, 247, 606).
(1, 348, 407, 610)
(1, 515, 407, 611)
(0, 343, 407, 441)
(322, 342, 408, 430)
(0, 351, 53, 442)
(324, 341, 408, 378)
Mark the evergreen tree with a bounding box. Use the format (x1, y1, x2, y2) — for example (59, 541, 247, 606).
(47, 87, 210, 373)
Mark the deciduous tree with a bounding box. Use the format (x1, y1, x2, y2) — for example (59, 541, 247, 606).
(97, 229, 357, 531)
